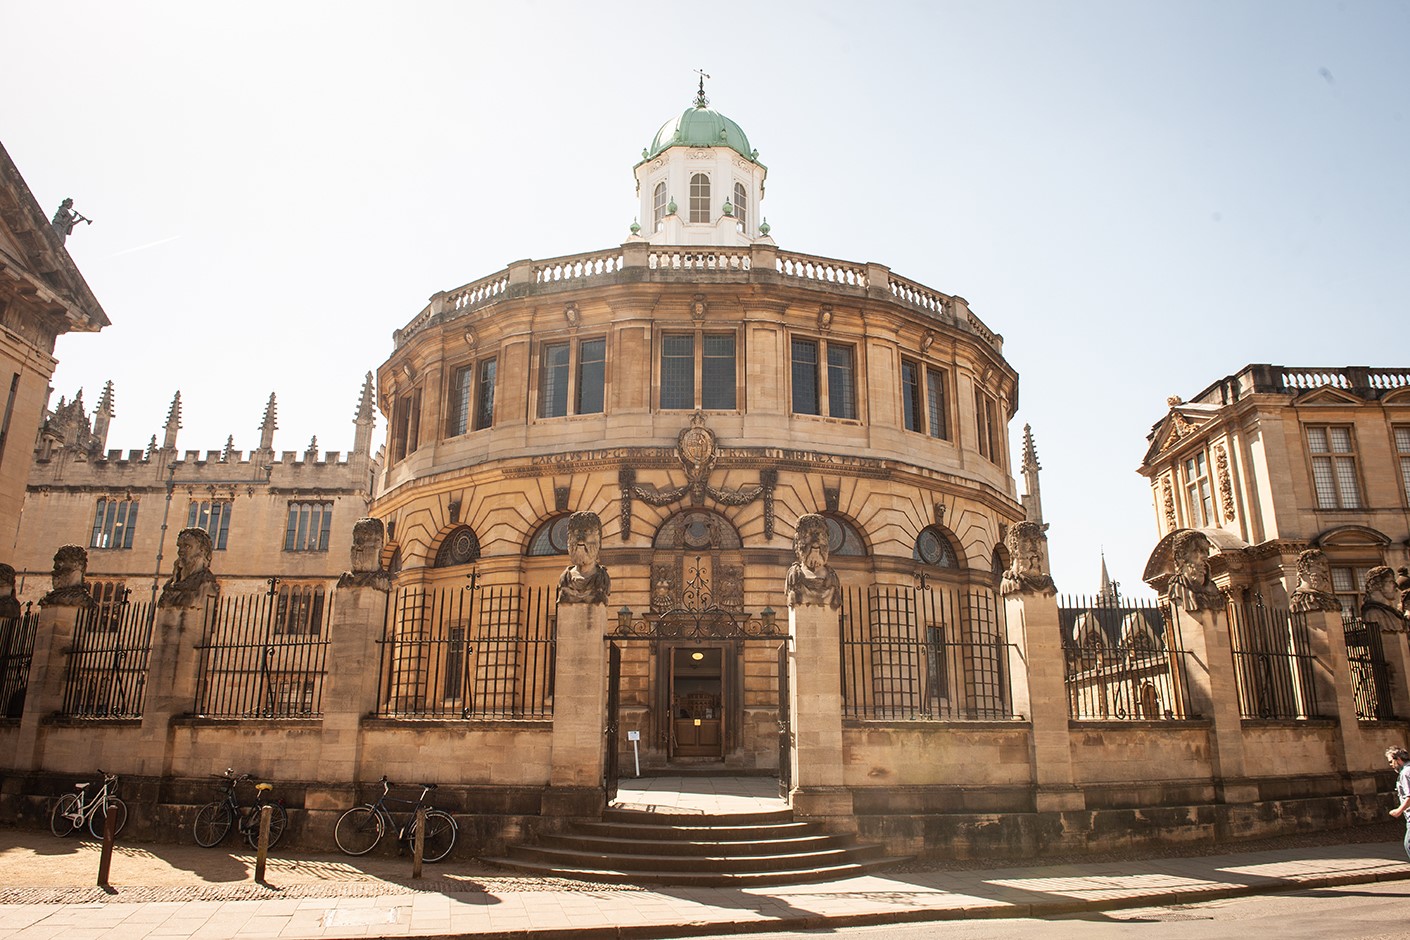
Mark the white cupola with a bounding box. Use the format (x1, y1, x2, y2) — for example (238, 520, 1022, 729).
(632, 79, 769, 247)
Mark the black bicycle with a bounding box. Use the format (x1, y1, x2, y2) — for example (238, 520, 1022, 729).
(193, 769, 289, 849)
(334, 776, 456, 862)
(50, 770, 127, 839)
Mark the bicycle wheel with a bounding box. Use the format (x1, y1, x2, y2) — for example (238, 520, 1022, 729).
(89, 796, 127, 839)
(246, 802, 289, 850)
(334, 806, 383, 856)
(193, 801, 232, 847)
(50, 793, 81, 837)
(417, 810, 457, 863)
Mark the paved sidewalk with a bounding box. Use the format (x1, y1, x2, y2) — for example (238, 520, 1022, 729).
(1, 827, 1407, 940)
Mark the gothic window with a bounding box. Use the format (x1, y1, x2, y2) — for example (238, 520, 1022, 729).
(791, 337, 857, 419)
(974, 387, 1001, 465)
(539, 338, 605, 418)
(661, 332, 737, 411)
(913, 526, 958, 568)
(823, 515, 866, 556)
(527, 515, 571, 556)
(187, 499, 232, 550)
(273, 582, 326, 636)
(652, 180, 668, 230)
(733, 181, 748, 231)
(902, 360, 950, 440)
(1305, 425, 1362, 509)
(284, 501, 333, 552)
(434, 525, 481, 568)
(89, 579, 127, 631)
(90, 498, 138, 549)
(445, 357, 497, 437)
(1183, 451, 1215, 527)
(689, 173, 710, 223)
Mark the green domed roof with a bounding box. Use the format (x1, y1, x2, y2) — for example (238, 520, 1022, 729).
(643, 103, 758, 163)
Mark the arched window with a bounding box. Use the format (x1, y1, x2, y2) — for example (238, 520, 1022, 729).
(912, 526, 957, 568)
(823, 515, 866, 556)
(733, 182, 748, 232)
(527, 515, 572, 556)
(689, 173, 710, 223)
(652, 181, 668, 231)
(433, 525, 481, 568)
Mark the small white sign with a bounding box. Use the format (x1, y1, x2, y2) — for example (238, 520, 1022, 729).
(627, 730, 640, 741)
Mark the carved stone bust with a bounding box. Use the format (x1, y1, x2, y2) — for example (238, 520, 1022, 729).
(999, 521, 1055, 597)
(1289, 548, 1342, 614)
(338, 517, 392, 591)
(1360, 565, 1405, 633)
(159, 527, 219, 608)
(0, 563, 20, 619)
(785, 514, 841, 610)
(40, 545, 95, 608)
(557, 511, 611, 605)
(1166, 530, 1225, 613)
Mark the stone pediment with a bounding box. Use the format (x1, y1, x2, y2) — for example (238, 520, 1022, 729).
(1290, 386, 1362, 406)
(1143, 409, 1215, 464)
(1382, 387, 1410, 406)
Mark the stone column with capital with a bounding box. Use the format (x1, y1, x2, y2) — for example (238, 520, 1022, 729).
(1000, 522, 1083, 813)
(11, 546, 95, 771)
(543, 512, 610, 818)
(786, 514, 852, 819)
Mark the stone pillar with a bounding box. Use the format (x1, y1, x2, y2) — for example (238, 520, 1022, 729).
(1300, 607, 1375, 791)
(12, 546, 95, 771)
(318, 583, 389, 784)
(1003, 590, 1083, 812)
(786, 513, 851, 819)
(542, 511, 610, 818)
(1172, 604, 1259, 804)
(1378, 629, 1410, 721)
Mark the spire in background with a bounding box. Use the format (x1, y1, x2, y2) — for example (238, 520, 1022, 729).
(354, 372, 376, 455)
(1020, 423, 1044, 525)
(258, 393, 278, 452)
(162, 391, 182, 451)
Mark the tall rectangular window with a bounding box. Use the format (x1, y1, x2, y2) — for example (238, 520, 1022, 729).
(701, 334, 736, 410)
(901, 360, 923, 432)
(1396, 426, 1410, 504)
(975, 388, 1000, 464)
(474, 357, 496, 430)
(284, 501, 333, 552)
(576, 338, 606, 414)
(827, 344, 857, 420)
(90, 498, 139, 549)
(187, 500, 232, 550)
(1184, 452, 1215, 527)
(539, 342, 570, 418)
(1306, 425, 1362, 509)
(0, 372, 19, 468)
(652, 181, 668, 231)
(926, 369, 949, 439)
(902, 362, 951, 440)
(661, 335, 695, 410)
(445, 365, 474, 438)
(391, 388, 422, 462)
(689, 173, 710, 223)
(733, 181, 748, 232)
(791, 338, 819, 415)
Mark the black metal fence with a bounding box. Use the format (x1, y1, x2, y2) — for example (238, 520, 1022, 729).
(59, 599, 155, 718)
(1342, 615, 1395, 720)
(840, 584, 1012, 720)
(0, 607, 38, 719)
(377, 584, 555, 719)
(1060, 596, 1196, 720)
(1226, 599, 1323, 720)
(194, 582, 332, 718)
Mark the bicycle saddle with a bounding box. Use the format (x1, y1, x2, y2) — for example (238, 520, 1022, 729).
(254, 783, 273, 792)
(75, 782, 90, 790)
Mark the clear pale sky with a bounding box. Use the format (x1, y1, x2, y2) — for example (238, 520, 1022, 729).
(3, 1, 1406, 597)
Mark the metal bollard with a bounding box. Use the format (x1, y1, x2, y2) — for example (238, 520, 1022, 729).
(254, 805, 272, 885)
(96, 802, 116, 888)
(411, 805, 425, 879)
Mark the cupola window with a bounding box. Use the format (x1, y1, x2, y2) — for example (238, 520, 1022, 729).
(652, 181, 668, 231)
(733, 182, 748, 232)
(689, 173, 711, 223)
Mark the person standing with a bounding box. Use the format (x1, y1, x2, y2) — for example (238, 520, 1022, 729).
(1388, 746, 1410, 861)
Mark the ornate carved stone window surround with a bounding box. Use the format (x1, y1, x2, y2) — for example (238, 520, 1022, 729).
(1183, 449, 1216, 527)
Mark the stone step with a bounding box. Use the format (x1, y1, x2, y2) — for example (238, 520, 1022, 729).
(502, 843, 883, 874)
(602, 807, 795, 826)
(549, 831, 841, 856)
(479, 855, 902, 888)
(580, 819, 822, 842)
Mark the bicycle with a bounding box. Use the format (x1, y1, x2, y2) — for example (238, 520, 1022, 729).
(50, 770, 128, 839)
(193, 769, 289, 849)
(334, 776, 456, 862)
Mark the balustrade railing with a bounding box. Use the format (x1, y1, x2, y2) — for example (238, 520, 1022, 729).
(648, 248, 751, 271)
(840, 584, 1012, 720)
(534, 249, 625, 283)
(447, 271, 509, 310)
(776, 251, 865, 286)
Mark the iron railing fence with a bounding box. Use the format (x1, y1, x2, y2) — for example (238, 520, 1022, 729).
(0, 606, 38, 719)
(377, 584, 555, 719)
(193, 582, 332, 718)
(1059, 595, 1196, 720)
(1225, 599, 1324, 720)
(59, 599, 155, 718)
(840, 584, 1013, 720)
(1342, 615, 1395, 720)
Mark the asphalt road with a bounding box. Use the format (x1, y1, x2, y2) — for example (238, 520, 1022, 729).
(688, 879, 1410, 940)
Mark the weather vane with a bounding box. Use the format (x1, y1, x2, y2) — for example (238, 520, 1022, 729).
(694, 68, 710, 108)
